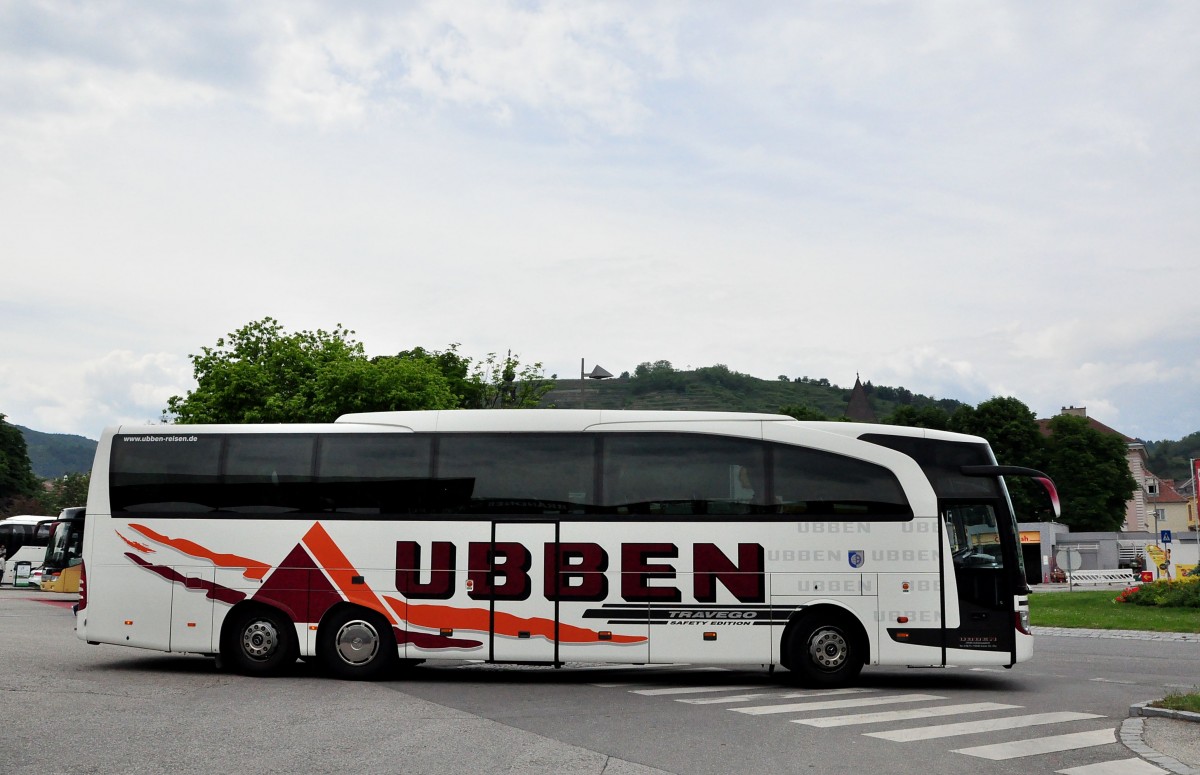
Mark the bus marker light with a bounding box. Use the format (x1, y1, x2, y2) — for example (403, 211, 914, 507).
(902, 582, 910, 592)
(440, 628, 454, 637)
(703, 632, 717, 641)
(124, 620, 133, 625)
(896, 632, 909, 639)
(310, 625, 318, 631)
(897, 616, 909, 623)
(598, 631, 612, 641)
(187, 622, 196, 628)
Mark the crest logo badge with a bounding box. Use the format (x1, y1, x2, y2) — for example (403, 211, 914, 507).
(848, 550, 866, 569)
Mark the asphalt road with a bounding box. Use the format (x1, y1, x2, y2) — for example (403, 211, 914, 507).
(1, 586, 1196, 775)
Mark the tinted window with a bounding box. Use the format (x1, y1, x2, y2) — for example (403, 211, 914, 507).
(435, 434, 594, 514)
(111, 435, 223, 513)
(772, 444, 911, 518)
(860, 435, 1000, 499)
(222, 435, 316, 513)
(602, 433, 768, 515)
(317, 434, 433, 514)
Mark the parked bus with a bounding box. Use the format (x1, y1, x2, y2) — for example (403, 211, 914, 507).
(75, 410, 1058, 685)
(1, 515, 54, 586)
(41, 507, 85, 593)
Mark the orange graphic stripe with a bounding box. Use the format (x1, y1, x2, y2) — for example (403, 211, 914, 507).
(385, 598, 646, 644)
(115, 530, 153, 554)
(301, 522, 400, 626)
(129, 524, 271, 580)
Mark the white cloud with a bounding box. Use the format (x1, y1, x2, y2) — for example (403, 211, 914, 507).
(1, 351, 192, 437)
(2, 1, 1199, 441)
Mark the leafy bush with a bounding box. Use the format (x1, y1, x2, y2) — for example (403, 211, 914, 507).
(1115, 579, 1200, 608)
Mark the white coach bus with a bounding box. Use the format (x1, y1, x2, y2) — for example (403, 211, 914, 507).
(75, 410, 1058, 686)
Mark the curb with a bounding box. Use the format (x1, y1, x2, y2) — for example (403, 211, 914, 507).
(1122, 702, 1200, 775)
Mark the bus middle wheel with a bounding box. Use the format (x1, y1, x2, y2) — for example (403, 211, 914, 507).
(318, 608, 398, 680)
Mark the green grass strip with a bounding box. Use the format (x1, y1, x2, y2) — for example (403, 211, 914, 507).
(1028, 589, 1200, 633)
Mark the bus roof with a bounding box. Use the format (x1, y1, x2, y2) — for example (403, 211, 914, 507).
(104, 411, 990, 447)
(336, 409, 796, 433)
(0, 515, 55, 525)
(788, 421, 989, 446)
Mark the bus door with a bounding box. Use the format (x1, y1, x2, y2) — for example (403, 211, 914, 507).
(489, 522, 557, 662)
(942, 501, 1015, 659)
(170, 566, 216, 653)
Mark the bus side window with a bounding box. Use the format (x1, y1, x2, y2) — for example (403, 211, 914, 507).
(435, 434, 593, 515)
(317, 434, 433, 515)
(602, 434, 766, 516)
(223, 435, 316, 514)
(771, 444, 911, 519)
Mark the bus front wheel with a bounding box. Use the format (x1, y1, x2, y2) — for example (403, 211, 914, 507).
(317, 608, 398, 680)
(222, 606, 298, 676)
(785, 615, 864, 688)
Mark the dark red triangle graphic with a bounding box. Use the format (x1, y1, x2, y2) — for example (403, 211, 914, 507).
(251, 543, 344, 624)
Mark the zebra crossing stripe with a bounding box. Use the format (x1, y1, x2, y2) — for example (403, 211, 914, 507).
(679, 688, 873, 705)
(953, 728, 1116, 760)
(866, 711, 1105, 742)
(795, 701, 1021, 728)
(733, 693, 944, 716)
(632, 685, 763, 696)
(1056, 757, 1169, 775)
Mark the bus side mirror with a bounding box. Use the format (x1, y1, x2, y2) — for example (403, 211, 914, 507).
(961, 465, 1062, 520)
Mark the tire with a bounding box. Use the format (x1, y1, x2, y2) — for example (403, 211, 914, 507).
(318, 608, 399, 681)
(785, 615, 864, 688)
(222, 606, 298, 677)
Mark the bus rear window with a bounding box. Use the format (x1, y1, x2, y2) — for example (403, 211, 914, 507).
(110, 435, 223, 513)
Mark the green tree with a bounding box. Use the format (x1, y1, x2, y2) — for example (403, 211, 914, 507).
(0, 413, 40, 513)
(37, 472, 90, 514)
(949, 397, 1048, 519)
(391, 345, 556, 409)
(390, 345, 479, 408)
(631, 360, 686, 395)
(779, 404, 831, 421)
(1042, 414, 1137, 531)
(950, 397, 1045, 468)
(1146, 430, 1200, 483)
(883, 405, 951, 430)
(164, 318, 459, 424)
(470, 351, 556, 409)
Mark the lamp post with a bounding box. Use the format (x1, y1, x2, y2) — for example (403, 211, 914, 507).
(1147, 477, 1160, 578)
(580, 359, 612, 408)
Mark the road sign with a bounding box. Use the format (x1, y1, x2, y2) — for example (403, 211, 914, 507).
(1161, 530, 1172, 544)
(1056, 549, 1082, 572)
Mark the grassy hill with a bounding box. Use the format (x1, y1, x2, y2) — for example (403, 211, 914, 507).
(540, 365, 963, 419)
(18, 426, 97, 478)
(12, 367, 961, 481)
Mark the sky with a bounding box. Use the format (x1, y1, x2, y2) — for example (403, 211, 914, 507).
(2, 1, 1198, 443)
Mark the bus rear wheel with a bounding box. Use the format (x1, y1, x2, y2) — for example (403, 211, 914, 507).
(223, 606, 298, 676)
(318, 608, 398, 680)
(786, 615, 864, 688)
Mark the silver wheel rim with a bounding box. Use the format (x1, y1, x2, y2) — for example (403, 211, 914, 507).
(334, 619, 381, 666)
(807, 627, 849, 671)
(242, 619, 280, 661)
